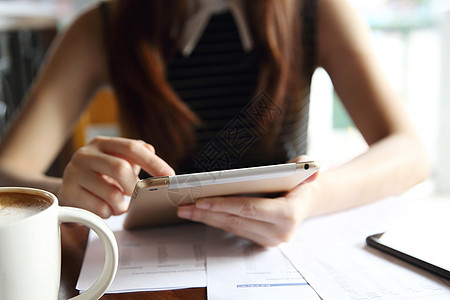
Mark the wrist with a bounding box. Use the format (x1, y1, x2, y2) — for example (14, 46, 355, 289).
(305, 172, 325, 218)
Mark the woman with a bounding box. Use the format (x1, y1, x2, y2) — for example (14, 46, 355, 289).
(0, 0, 429, 246)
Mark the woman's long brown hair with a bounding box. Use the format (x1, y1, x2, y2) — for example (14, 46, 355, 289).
(108, 0, 303, 169)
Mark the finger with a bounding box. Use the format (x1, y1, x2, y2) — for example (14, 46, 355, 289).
(78, 170, 128, 215)
(64, 187, 113, 219)
(75, 149, 139, 195)
(305, 171, 319, 183)
(193, 196, 296, 225)
(93, 137, 175, 176)
(177, 206, 286, 246)
(132, 164, 141, 176)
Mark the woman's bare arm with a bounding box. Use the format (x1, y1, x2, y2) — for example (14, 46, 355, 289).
(0, 6, 109, 195)
(310, 0, 430, 215)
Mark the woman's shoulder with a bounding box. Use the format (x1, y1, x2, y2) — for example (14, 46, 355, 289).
(53, 2, 115, 83)
(61, 0, 125, 45)
(316, 0, 373, 67)
(69, 0, 120, 50)
(63, 2, 107, 40)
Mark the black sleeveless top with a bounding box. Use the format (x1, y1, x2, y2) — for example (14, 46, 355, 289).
(101, 0, 317, 174)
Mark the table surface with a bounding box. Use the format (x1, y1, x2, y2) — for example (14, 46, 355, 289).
(59, 224, 206, 300)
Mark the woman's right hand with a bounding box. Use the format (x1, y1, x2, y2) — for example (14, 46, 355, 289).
(59, 136, 175, 218)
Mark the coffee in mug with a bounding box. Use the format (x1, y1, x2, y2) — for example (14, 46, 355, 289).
(0, 192, 51, 224)
(0, 187, 119, 300)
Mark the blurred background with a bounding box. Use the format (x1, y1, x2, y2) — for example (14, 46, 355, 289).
(0, 0, 449, 194)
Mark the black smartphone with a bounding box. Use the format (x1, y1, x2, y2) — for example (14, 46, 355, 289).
(366, 233, 450, 281)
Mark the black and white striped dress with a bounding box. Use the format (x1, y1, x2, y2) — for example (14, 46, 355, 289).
(168, 2, 317, 174)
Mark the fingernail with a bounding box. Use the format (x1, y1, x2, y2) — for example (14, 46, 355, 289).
(162, 166, 175, 176)
(178, 206, 193, 219)
(196, 201, 210, 210)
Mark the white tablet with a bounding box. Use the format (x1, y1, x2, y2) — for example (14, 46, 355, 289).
(123, 161, 319, 229)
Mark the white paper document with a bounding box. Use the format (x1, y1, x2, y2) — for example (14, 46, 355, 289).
(206, 227, 320, 300)
(76, 214, 207, 293)
(280, 195, 450, 300)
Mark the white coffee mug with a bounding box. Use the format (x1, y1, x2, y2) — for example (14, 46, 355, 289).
(0, 187, 119, 300)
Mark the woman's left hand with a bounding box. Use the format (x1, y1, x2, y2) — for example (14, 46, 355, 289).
(177, 158, 318, 247)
